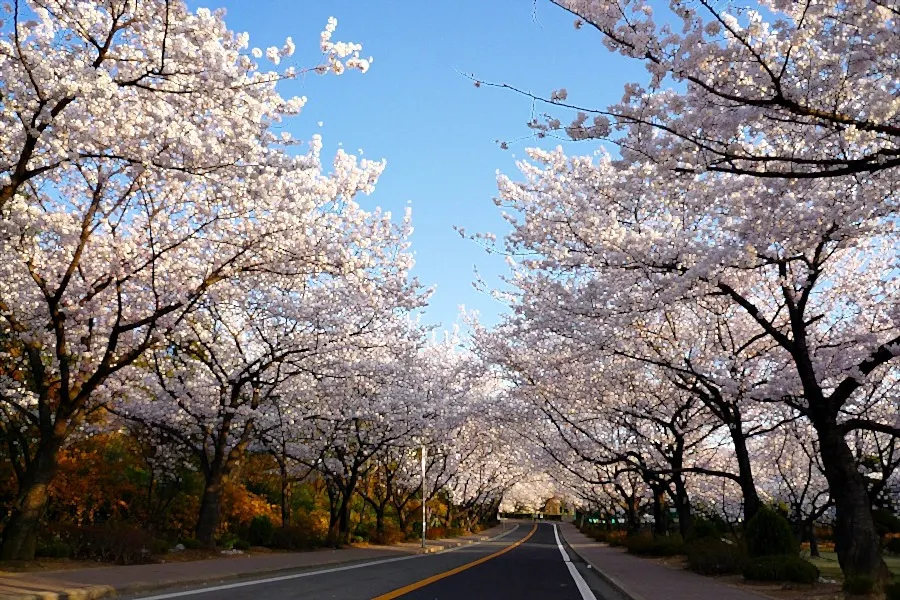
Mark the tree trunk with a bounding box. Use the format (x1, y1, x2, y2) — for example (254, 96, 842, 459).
(326, 485, 341, 546)
(374, 506, 385, 540)
(327, 486, 354, 547)
(395, 503, 408, 535)
(808, 525, 820, 559)
(0, 440, 61, 560)
(672, 477, 693, 538)
(280, 462, 291, 528)
(625, 498, 640, 534)
(730, 428, 762, 520)
(651, 489, 667, 537)
(196, 468, 226, 547)
(814, 420, 889, 584)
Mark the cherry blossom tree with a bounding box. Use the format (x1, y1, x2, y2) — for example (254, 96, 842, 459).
(0, 0, 378, 559)
(489, 144, 899, 581)
(531, 1, 899, 181)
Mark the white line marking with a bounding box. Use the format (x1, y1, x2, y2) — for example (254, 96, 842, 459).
(554, 524, 598, 600)
(133, 525, 521, 600)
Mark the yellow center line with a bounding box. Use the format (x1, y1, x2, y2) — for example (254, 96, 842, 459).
(370, 524, 539, 600)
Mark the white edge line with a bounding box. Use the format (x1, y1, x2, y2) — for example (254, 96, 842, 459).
(134, 524, 521, 600)
(554, 523, 598, 600)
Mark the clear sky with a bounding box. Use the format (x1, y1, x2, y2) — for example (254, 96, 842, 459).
(190, 0, 639, 330)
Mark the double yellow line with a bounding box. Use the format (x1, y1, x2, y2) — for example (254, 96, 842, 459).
(372, 524, 538, 600)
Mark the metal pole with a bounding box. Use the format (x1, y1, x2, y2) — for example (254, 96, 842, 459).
(421, 445, 427, 549)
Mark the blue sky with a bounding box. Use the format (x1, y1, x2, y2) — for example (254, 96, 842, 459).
(192, 0, 639, 330)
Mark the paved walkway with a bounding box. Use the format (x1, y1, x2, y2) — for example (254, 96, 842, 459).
(558, 523, 770, 600)
(0, 526, 504, 600)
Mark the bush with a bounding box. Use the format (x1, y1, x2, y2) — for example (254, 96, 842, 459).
(686, 539, 747, 575)
(36, 541, 72, 558)
(886, 537, 900, 555)
(745, 507, 798, 558)
(624, 534, 685, 556)
(606, 531, 627, 547)
(216, 532, 239, 550)
(270, 522, 325, 551)
(885, 579, 900, 600)
(743, 555, 819, 584)
(843, 576, 876, 596)
(181, 538, 204, 550)
(874, 509, 900, 537)
(52, 524, 155, 564)
(426, 526, 448, 540)
(248, 515, 275, 547)
(233, 539, 251, 551)
(590, 529, 608, 543)
(371, 522, 405, 545)
(687, 518, 721, 542)
(150, 538, 170, 555)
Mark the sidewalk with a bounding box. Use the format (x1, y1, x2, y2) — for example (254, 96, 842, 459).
(0, 525, 506, 600)
(558, 522, 770, 600)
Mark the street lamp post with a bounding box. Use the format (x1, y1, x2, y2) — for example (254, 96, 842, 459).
(421, 444, 427, 549)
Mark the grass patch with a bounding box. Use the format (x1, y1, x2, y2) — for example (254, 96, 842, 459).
(805, 552, 900, 580)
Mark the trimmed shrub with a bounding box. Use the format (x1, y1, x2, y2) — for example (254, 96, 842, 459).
(687, 518, 720, 542)
(181, 538, 204, 550)
(606, 531, 627, 547)
(371, 522, 405, 545)
(745, 507, 798, 558)
(874, 509, 900, 537)
(686, 539, 747, 575)
(216, 532, 239, 550)
(743, 555, 819, 584)
(624, 534, 685, 557)
(36, 541, 72, 558)
(248, 515, 275, 547)
(270, 520, 326, 551)
(886, 537, 900, 555)
(52, 524, 155, 564)
(151, 538, 170, 555)
(843, 575, 876, 596)
(233, 539, 251, 551)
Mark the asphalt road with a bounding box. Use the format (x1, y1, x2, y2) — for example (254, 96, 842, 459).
(128, 523, 625, 600)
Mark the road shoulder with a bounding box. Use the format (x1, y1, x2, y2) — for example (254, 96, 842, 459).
(0, 526, 508, 600)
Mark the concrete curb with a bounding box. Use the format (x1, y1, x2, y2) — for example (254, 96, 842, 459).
(0, 526, 517, 600)
(0, 583, 114, 600)
(557, 527, 646, 600)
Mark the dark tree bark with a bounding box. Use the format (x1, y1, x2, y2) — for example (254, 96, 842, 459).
(195, 469, 226, 546)
(731, 428, 762, 520)
(814, 420, 889, 582)
(0, 435, 63, 560)
(671, 474, 693, 538)
(651, 487, 667, 537)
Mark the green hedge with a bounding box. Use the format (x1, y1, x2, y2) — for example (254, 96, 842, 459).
(885, 579, 900, 600)
(743, 555, 819, 584)
(745, 507, 798, 558)
(624, 534, 685, 556)
(886, 537, 900, 555)
(686, 539, 747, 575)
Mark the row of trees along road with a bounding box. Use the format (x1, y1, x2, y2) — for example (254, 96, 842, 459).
(0, 0, 527, 561)
(472, 0, 900, 591)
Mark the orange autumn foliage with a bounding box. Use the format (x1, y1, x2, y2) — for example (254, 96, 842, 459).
(219, 479, 281, 533)
(47, 434, 144, 526)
